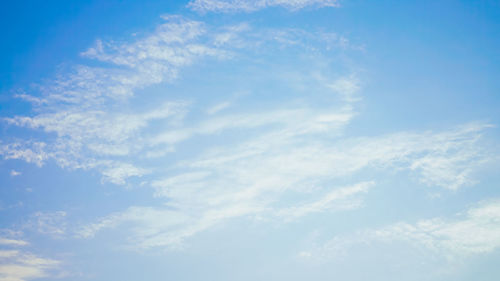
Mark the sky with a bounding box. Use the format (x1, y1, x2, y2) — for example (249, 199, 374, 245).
(1, 0, 500, 280)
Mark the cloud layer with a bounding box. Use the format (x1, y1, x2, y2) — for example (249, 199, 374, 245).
(0, 14, 496, 255)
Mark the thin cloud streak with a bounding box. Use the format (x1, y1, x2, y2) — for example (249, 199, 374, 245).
(188, 0, 340, 13)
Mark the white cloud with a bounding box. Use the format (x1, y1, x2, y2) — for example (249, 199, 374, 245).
(183, 121, 489, 193)
(0, 239, 28, 247)
(76, 206, 194, 249)
(0, 142, 48, 168)
(151, 107, 353, 145)
(1, 17, 358, 187)
(0, 235, 60, 281)
(78, 121, 491, 249)
(9, 170, 21, 177)
(0, 15, 221, 185)
(327, 75, 361, 102)
(373, 200, 500, 258)
(101, 163, 150, 185)
(0, 13, 495, 253)
(206, 101, 232, 115)
(188, 0, 340, 13)
(300, 199, 500, 263)
(0, 251, 59, 281)
(25, 212, 67, 237)
(276, 181, 374, 220)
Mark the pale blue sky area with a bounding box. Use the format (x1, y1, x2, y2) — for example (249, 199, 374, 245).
(1, 1, 500, 281)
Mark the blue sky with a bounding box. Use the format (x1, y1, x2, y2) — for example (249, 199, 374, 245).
(1, 1, 500, 280)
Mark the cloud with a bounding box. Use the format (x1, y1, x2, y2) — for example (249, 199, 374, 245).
(327, 75, 361, 102)
(0, 239, 28, 247)
(300, 199, 500, 263)
(0, 16, 357, 187)
(69, 38, 491, 248)
(77, 180, 372, 250)
(101, 163, 150, 185)
(0, 235, 60, 281)
(1, 15, 222, 185)
(206, 101, 232, 115)
(373, 200, 500, 259)
(188, 0, 340, 13)
(276, 181, 374, 220)
(76, 206, 196, 249)
(24, 212, 67, 238)
(0, 13, 495, 253)
(0, 142, 48, 168)
(151, 107, 354, 145)
(77, 120, 492, 249)
(9, 170, 21, 177)
(0, 251, 59, 281)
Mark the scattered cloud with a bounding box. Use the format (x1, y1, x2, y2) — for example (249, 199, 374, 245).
(0, 16, 358, 187)
(0, 13, 495, 254)
(25, 212, 67, 238)
(0, 142, 48, 168)
(0, 16, 224, 185)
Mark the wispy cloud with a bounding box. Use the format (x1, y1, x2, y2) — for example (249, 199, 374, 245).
(1, 16, 223, 185)
(0, 251, 59, 281)
(0, 13, 495, 253)
(0, 238, 28, 247)
(276, 181, 374, 221)
(188, 0, 340, 13)
(206, 101, 232, 115)
(373, 199, 500, 258)
(0, 16, 357, 186)
(24, 212, 67, 238)
(76, 121, 491, 249)
(299, 199, 500, 263)
(9, 170, 21, 177)
(327, 75, 361, 102)
(0, 235, 60, 281)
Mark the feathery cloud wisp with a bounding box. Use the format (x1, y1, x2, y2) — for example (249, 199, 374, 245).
(188, 0, 340, 13)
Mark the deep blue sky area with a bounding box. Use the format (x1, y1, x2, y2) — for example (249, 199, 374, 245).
(0, 0, 183, 90)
